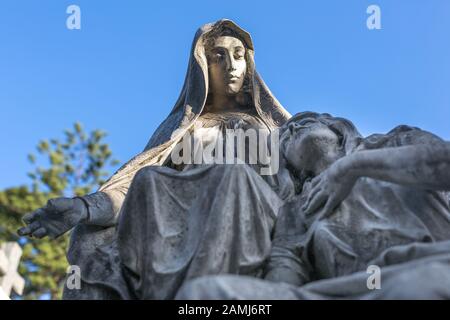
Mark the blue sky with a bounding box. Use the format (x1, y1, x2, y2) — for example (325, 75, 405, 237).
(1, 0, 449, 189)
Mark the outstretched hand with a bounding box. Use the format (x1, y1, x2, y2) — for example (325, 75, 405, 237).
(18, 197, 88, 239)
(302, 160, 357, 217)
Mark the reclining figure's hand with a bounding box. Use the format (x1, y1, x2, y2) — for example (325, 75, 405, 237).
(18, 197, 88, 239)
(302, 158, 357, 217)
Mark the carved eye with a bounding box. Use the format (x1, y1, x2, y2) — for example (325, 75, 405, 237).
(211, 49, 226, 61)
(234, 49, 245, 60)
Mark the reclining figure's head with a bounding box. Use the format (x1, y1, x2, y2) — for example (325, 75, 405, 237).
(280, 112, 361, 176)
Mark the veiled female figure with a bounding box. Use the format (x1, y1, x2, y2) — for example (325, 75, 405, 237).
(18, 19, 292, 299)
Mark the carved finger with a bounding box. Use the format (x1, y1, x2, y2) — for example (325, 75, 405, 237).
(302, 187, 322, 212)
(17, 227, 30, 236)
(18, 220, 41, 236)
(311, 176, 321, 187)
(32, 227, 48, 239)
(304, 192, 327, 215)
(22, 208, 44, 223)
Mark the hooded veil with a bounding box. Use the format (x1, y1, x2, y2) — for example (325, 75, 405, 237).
(98, 19, 291, 216)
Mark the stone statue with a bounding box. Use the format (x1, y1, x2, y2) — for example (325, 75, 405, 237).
(18, 19, 293, 299)
(18, 18, 450, 300)
(176, 112, 450, 299)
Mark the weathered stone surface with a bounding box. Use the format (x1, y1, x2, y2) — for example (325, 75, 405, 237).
(17, 20, 450, 300)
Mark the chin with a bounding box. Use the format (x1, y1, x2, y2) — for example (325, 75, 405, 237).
(226, 86, 241, 95)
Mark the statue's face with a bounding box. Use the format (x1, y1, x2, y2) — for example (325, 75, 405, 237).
(208, 36, 247, 96)
(282, 119, 341, 172)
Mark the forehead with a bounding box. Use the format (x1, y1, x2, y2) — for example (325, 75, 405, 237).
(213, 36, 245, 49)
(287, 117, 320, 127)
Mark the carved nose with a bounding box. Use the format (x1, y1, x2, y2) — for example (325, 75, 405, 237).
(289, 122, 300, 134)
(226, 56, 237, 72)
(228, 63, 236, 72)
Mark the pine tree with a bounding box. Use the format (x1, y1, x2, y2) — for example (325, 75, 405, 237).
(0, 123, 119, 299)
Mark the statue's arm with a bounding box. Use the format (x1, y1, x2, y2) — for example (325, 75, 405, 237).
(19, 135, 169, 238)
(303, 128, 450, 216)
(18, 186, 128, 239)
(79, 187, 127, 227)
(80, 133, 174, 227)
(341, 142, 450, 191)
